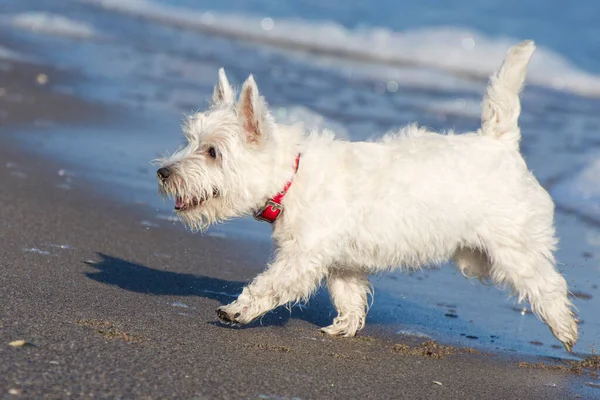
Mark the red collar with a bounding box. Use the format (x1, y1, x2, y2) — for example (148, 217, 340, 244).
(254, 154, 301, 224)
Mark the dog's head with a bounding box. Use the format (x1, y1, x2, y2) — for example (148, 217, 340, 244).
(155, 69, 291, 231)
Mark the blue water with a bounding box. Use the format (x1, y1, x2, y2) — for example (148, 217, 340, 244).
(1, 0, 600, 360)
(176, 0, 600, 73)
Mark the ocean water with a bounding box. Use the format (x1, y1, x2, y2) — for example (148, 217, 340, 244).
(1, 0, 600, 358)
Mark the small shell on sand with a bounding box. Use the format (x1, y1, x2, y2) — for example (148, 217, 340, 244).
(9, 340, 34, 347)
(36, 73, 48, 85)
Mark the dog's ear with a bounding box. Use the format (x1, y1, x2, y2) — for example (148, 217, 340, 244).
(238, 75, 271, 145)
(212, 68, 234, 105)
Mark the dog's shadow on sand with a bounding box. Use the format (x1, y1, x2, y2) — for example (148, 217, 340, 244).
(84, 253, 335, 330)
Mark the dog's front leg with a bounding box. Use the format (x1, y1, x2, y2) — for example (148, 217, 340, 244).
(216, 251, 326, 325)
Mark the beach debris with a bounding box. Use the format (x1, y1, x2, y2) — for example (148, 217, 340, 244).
(519, 354, 600, 376)
(9, 340, 35, 348)
(432, 381, 443, 386)
(585, 382, 600, 389)
(243, 342, 292, 353)
(76, 319, 144, 344)
(44, 244, 72, 249)
(155, 214, 178, 222)
(140, 220, 159, 228)
(300, 336, 327, 342)
(171, 301, 189, 308)
(391, 340, 478, 358)
(328, 352, 351, 359)
(395, 329, 432, 339)
(22, 248, 51, 255)
(8, 388, 22, 395)
(36, 73, 48, 85)
(177, 312, 193, 317)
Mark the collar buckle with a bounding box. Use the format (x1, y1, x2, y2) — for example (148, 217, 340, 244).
(254, 154, 301, 224)
(253, 200, 283, 224)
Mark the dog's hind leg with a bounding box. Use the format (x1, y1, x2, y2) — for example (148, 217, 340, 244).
(487, 236, 578, 352)
(321, 269, 372, 337)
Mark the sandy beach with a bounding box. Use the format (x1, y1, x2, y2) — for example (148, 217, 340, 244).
(0, 52, 599, 399)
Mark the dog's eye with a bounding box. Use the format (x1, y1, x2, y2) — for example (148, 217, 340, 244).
(208, 146, 217, 159)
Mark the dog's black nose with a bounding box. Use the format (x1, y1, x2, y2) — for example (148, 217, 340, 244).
(157, 167, 171, 180)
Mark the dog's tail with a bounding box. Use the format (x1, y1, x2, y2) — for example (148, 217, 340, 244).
(480, 40, 535, 149)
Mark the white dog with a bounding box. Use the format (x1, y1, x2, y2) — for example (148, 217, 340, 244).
(156, 41, 578, 351)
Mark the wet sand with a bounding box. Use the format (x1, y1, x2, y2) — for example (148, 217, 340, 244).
(0, 57, 597, 399)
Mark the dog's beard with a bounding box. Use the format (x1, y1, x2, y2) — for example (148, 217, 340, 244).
(158, 181, 244, 232)
(176, 206, 215, 232)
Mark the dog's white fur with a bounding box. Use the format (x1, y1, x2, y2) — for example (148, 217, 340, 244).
(157, 41, 578, 351)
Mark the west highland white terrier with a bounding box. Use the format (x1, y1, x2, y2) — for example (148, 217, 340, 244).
(156, 41, 578, 351)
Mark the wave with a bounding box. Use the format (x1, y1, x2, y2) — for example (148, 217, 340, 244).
(274, 106, 349, 138)
(81, 0, 600, 97)
(0, 45, 23, 61)
(416, 98, 482, 120)
(551, 156, 600, 224)
(6, 12, 97, 39)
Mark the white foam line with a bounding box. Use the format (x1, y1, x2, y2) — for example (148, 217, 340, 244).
(0, 45, 24, 61)
(6, 12, 97, 39)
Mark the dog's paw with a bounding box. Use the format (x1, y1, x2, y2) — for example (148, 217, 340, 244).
(321, 314, 365, 337)
(216, 303, 247, 325)
(216, 298, 268, 325)
(550, 315, 579, 353)
(216, 306, 241, 324)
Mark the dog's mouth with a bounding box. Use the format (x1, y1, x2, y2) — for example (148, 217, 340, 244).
(174, 195, 206, 211)
(174, 189, 219, 211)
